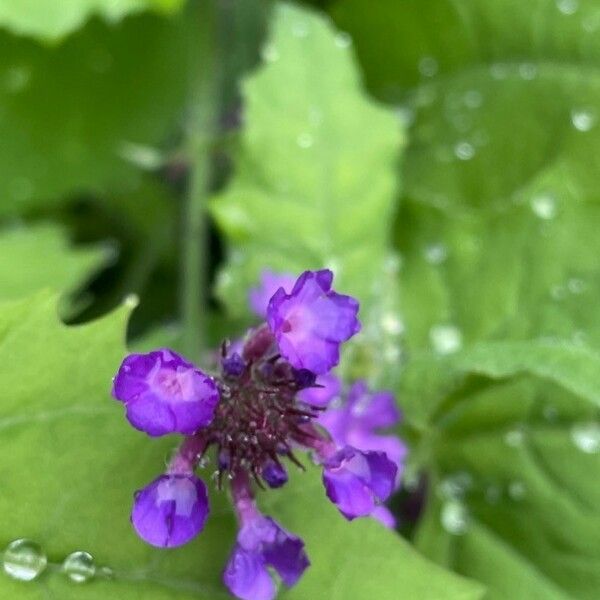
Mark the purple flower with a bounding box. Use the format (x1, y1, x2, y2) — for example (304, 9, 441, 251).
(261, 461, 288, 489)
(298, 372, 341, 408)
(131, 474, 209, 548)
(248, 271, 296, 318)
(112, 349, 220, 437)
(267, 270, 361, 375)
(224, 516, 309, 600)
(322, 446, 397, 520)
(318, 381, 406, 475)
(370, 505, 397, 529)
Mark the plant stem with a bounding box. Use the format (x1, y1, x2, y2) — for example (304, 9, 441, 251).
(181, 0, 220, 360)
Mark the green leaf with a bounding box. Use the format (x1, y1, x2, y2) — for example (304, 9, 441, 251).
(400, 344, 600, 599)
(0, 293, 484, 599)
(0, 0, 184, 42)
(210, 2, 404, 322)
(330, 0, 600, 354)
(0, 12, 188, 216)
(0, 223, 108, 301)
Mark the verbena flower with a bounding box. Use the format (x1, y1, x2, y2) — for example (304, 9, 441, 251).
(111, 269, 403, 599)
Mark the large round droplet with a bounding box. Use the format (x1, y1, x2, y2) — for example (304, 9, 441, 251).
(571, 422, 600, 454)
(62, 551, 96, 583)
(440, 500, 470, 535)
(2, 539, 47, 581)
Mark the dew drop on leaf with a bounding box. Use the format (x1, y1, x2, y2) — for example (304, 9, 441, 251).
(504, 426, 525, 447)
(429, 324, 463, 354)
(2, 539, 47, 582)
(4, 66, 31, 93)
(570, 422, 600, 454)
(261, 43, 280, 63)
(556, 0, 579, 15)
(381, 313, 405, 335)
(508, 480, 526, 501)
(418, 56, 438, 78)
(530, 193, 557, 220)
(440, 500, 470, 535)
(62, 551, 96, 583)
(296, 132, 314, 149)
(519, 63, 538, 80)
(423, 242, 448, 265)
(454, 141, 475, 161)
(334, 32, 352, 49)
(570, 108, 596, 132)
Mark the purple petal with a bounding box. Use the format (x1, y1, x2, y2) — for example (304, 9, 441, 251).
(347, 381, 401, 430)
(262, 462, 288, 489)
(248, 271, 296, 318)
(370, 505, 397, 529)
(298, 372, 341, 407)
(131, 474, 209, 548)
(267, 270, 361, 375)
(322, 446, 397, 520)
(223, 546, 275, 600)
(112, 349, 220, 436)
(233, 516, 309, 592)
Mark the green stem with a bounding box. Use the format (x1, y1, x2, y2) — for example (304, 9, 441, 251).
(181, 0, 220, 360)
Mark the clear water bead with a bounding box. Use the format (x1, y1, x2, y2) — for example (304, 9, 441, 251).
(296, 133, 314, 149)
(62, 551, 96, 583)
(2, 539, 47, 581)
(440, 500, 470, 535)
(556, 0, 579, 15)
(504, 426, 525, 447)
(418, 56, 439, 78)
(530, 193, 557, 220)
(508, 480, 526, 500)
(334, 32, 352, 49)
(261, 44, 279, 63)
(430, 324, 463, 355)
(571, 422, 600, 454)
(571, 108, 596, 132)
(424, 243, 448, 265)
(454, 141, 475, 161)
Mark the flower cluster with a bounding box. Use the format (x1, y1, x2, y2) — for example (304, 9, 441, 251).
(112, 269, 404, 600)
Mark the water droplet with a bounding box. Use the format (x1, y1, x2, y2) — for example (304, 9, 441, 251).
(430, 324, 463, 355)
(334, 32, 352, 49)
(438, 472, 473, 499)
(571, 422, 600, 454)
(261, 43, 279, 63)
(124, 294, 139, 309)
(519, 63, 538, 80)
(504, 426, 525, 447)
(556, 0, 578, 15)
(381, 313, 405, 336)
(418, 56, 438, 78)
(508, 480, 526, 500)
(2, 539, 47, 581)
(4, 66, 31, 93)
(296, 132, 314, 149)
(384, 254, 402, 275)
(490, 63, 509, 80)
(454, 141, 475, 161)
(291, 21, 309, 38)
(464, 90, 483, 109)
(543, 404, 559, 422)
(567, 277, 587, 294)
(118, 141, 163, 170)
(62, 551, 96, 583)
(383, 344, 402, 363)
(530, 193, 557, 220)
(98, 566, 114, 579)
(571, 108, 596, 132)
(423, 243, 448, 265)
(485, 484, 502, 504)
(440, 500, 470, 535)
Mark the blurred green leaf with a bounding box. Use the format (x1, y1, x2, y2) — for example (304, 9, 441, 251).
(329, 0, 600, 354)
(0, 13, 188, 216)
(210, 2, 404, 321)
(0, 222, 108, 301)
(0, 293, 484, 599)
(0, 0, 184, 42)
(401, 343, 600, 599)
